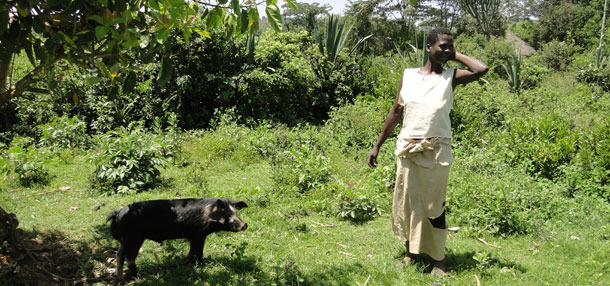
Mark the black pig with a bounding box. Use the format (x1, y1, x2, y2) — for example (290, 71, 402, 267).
(106, 198, 248, 278)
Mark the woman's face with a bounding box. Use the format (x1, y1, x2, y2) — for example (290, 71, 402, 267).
(427, 34, 455, 65)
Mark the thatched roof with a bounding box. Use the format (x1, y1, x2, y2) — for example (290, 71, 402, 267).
(505, 30, 536, 57)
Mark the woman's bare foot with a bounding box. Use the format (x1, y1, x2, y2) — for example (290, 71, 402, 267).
(430, 259, 447, 276)
(396, 241, 417, 269)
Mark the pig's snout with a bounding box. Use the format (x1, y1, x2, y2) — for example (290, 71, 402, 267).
(240, 223, 248, 231)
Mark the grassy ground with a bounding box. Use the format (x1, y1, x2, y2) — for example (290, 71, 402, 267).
(1, 137, 609, 286)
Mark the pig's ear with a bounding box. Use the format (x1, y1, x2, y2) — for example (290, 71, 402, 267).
(231, 200, 248, 210)
(214, 199, 227, 211)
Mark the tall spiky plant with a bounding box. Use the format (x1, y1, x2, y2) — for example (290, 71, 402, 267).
(596, 0, 609, 68)
(322, 15, 353, 65)
(502, 49, 522, 95)
(311, 14, 370, 70)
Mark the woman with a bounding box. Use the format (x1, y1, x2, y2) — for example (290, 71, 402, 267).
(367, 27, 488, 275)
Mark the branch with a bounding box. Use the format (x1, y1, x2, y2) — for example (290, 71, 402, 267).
(0, 64, 49, 108)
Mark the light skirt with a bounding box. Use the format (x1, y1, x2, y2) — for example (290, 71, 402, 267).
(392, 139, 452, 261)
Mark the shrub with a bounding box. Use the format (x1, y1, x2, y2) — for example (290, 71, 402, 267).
(451, 82, 510, 145)
(336, 193, 382, 223)
(565, 116, 610, 200)
(520, 60, 548, 90)
(447, 167, 564, 236)
(3, 141, 51, 187)
(499, 113, 577, 180)
(271, 143, 331, 194)
(576, 66, 610, 92)
(90, 124, 167, 194)
(37, 115, 89, 149)
(536, 40, 579, 71)
(323, 98, 386, 153)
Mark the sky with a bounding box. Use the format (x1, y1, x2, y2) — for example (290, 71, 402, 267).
(280, 0, 351, 15)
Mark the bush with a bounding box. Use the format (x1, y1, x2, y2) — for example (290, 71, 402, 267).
(271, 143, 331, 194)
(2, 139, 51, 187)
(448, 167, 564, 236)
(90, 124, 167, 194)
(520, 60, 549, 90)
(37, 115, 89, 149)
(564, 116, 610, 200)
(536, 40, 579, 71)
(323, 98, 386, 153)
(451, 82, 510, 145)
(336, 192, 382, 223)
(576, 66, 610, 92)
(499, 113, 577, 180)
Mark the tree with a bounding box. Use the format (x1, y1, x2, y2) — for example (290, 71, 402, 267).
(0, 0, 293, 109)
(457, 0, 505, 39)
(282, 2, 331, 32)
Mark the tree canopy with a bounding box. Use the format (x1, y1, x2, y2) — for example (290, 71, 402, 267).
(0, 0, 294, 108)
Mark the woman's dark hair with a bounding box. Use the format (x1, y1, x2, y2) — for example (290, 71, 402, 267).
(426, 27, 453, 47)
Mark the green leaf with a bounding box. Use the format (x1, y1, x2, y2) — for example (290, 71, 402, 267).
(85, 76, 103, 85)
(157, 57, 173, 87)
(155, 28, 170, 44)
(97, 60, 111, 78)
(231, 0, 240, 14)
(95, 26, 109, 40)
(147, 0, 160, 10)
(88, 15, 104, 25)
(266, 0, 277, 5)
(240, 9, 249, 34)
(285, 0, 297, 10)
(219, 0, 229, 4)
(206, 7, 224, 28)
(265, 4, 282, 32)
(123, 71, 137, 94)
(247, 8, 259, 30)
(194, 28, 211, 39)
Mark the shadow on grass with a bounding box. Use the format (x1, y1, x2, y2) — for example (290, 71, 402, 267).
(132, 251, 366, 285)
(392, 248, 527, 275)
(1, 223, 117, 286)
(446, 250, 527, 275)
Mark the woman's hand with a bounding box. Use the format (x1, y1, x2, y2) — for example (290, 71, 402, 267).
(367, 146, 379, 168)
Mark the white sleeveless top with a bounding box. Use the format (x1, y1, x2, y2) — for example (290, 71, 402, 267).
(397, 68, 455, 139)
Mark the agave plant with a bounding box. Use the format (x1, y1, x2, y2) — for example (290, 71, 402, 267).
(407, 30, 428, 67)
(502, 49, 522, 95)
(312, 15, 371, 69)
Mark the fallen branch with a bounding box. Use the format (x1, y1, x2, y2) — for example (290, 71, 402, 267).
(311, 221, 336, 228)
(477, 237, 502, 249)
(338, 251, 355, 257)
(474, 274, 481, 286)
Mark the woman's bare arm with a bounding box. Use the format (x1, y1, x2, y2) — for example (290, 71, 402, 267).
(368, 72, 405, 168)
(452, 52, 489, 87)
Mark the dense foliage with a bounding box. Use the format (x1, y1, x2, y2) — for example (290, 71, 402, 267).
(1, 0, 609, 236)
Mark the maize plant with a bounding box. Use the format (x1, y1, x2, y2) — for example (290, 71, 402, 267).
(502, 49, 522, 95)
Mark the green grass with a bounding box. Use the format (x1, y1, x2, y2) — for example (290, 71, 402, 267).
(1, 134, 609, 285)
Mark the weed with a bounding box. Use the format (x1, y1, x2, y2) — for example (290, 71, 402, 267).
(89, 123, 167, 194)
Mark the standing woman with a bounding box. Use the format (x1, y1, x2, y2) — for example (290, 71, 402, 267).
(367, 27, 488, 275)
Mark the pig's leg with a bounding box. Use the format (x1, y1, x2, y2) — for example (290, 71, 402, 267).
(187, 235, 207, 263)
(116, 243, 126, 279)
(124, 238, 144, 277)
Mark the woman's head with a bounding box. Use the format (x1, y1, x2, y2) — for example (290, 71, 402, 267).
(426, 27, 455, 65)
